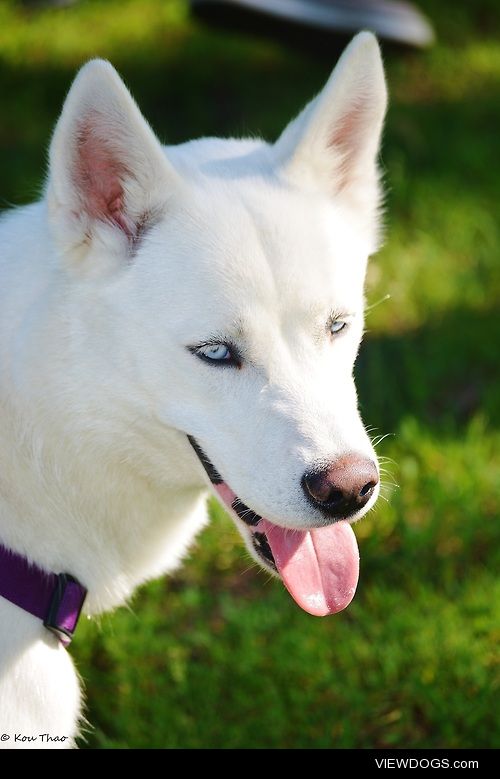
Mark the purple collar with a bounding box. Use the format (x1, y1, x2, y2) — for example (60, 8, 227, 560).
(0, 544, 87, 646)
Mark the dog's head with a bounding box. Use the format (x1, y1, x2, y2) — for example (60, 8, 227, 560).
(47, 33, 387, 616)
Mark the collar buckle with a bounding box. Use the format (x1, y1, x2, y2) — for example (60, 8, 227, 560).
(43, 573, 87, 646)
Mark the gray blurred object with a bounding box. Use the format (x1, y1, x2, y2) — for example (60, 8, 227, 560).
(191, 0, 435, 48)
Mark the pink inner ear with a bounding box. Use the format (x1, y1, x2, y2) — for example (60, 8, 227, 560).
(328, 98, 369, 191)
(75, 118, 136, 239)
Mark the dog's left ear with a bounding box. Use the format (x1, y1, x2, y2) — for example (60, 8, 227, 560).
(47, 59, 182, 275)
(275, 32, 387, 251)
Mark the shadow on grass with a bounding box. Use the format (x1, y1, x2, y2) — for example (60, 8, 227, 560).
(2, 15, 499, 204)
(358, 305, 500, 434)
(0, 37, 326, 206)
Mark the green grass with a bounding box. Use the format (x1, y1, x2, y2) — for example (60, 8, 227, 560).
(1, 0, 499, 749)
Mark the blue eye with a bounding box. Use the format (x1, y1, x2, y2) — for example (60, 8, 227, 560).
(330, 320, 347, 336)
(190, 342, 240, 367)
(198, 343, 231, 361)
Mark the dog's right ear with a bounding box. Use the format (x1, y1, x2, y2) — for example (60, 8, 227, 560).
(47, 60, 181, 275)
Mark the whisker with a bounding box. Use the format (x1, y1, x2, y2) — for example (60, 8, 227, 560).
(371, 432, 395, 448)
(377, 456, 397, 467)
(365, 293, 391, 314)
(379, 470, 398, 486)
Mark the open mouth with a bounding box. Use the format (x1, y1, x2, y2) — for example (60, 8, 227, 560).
(188, 436, 360, 617)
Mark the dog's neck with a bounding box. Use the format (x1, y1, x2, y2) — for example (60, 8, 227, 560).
(0, 205, 208, 615)
(0, 418, 207, 615)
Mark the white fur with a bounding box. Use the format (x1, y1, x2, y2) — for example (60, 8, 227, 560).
(0, 33, 387, 747)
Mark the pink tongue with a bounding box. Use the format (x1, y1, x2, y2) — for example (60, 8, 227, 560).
(261, 519, 359, 617)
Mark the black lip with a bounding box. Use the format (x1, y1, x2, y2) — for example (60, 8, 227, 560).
(252, 532, 277, 572)
(231, 498, 262, 527)
(188, 436, 262, 528)
(187, 437, 277, 573)
(187, 435, 223, 484)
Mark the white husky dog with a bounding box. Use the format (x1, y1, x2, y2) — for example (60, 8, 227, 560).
(0, 33, 386, 747)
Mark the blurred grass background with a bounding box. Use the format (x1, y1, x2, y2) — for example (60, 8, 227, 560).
(1, 0, 499, 749)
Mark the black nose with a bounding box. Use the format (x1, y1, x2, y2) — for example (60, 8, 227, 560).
(302, 454, 379, 519)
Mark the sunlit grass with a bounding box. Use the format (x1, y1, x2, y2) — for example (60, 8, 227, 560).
(0, 1, 187, 66)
